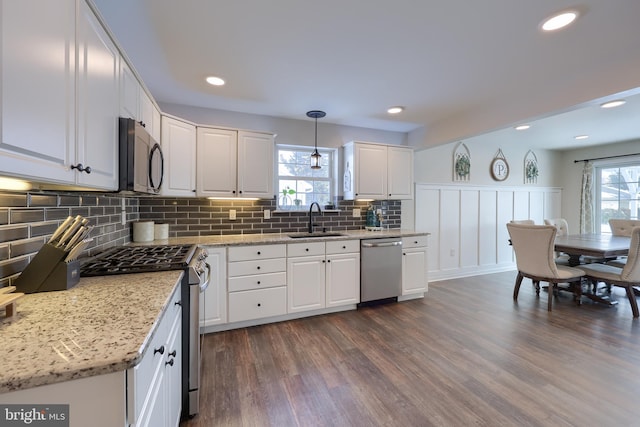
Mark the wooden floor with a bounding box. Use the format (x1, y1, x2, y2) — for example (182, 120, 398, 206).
(182, 272, 640, 427)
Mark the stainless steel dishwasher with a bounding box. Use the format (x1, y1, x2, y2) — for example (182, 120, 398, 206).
(360, 237, 403, 304)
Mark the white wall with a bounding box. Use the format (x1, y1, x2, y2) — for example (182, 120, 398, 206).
(160, 102, 408, 149)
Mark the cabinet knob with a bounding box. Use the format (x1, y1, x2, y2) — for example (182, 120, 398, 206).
(342, 246, 346, 249)
(154, 345, 165, 355)
(305, 248, 309, 252)
(257, 281, 261, 285)
(257, 266, 261, 270)
(257, 303, 262, 307)
(168, 350, 177, 357)
(414, 241, 418, 244)
(239, 191, 243, 194)
(403, 253, 406, 256)
(232, 190, 236, 194)
(322, 260, 326, 263)
(138, 120, 146, 128)
(327, 259, 331, 263)
(165, 359, 174, 366)
(257, 251, 261, 255)
(174, 300, 182, 306)
(71, 163, 91, 174)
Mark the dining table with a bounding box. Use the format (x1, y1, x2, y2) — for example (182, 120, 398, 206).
(554, 233, 630, 267)
(554, 233, 632, 306)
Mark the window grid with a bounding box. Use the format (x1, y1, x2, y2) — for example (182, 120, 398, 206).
(596, 163, 640, 233)
(277, 146, 333, 210)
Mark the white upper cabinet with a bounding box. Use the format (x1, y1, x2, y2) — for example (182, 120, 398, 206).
(343, 141, 413, 200)
(0, 0, 118, 190)
(139, 90, 161, 142)
(0, 0, 76, 184)
(196, 128, 274, 198)
(76, 0, 119, 189)
(161, 115, 197, 197)
(121, 60, 161, 142)
(237, 131, 274, 198)
(197, 128, 237, 197)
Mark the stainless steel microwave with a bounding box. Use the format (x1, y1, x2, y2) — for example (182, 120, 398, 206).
(118, 117, 163, 194)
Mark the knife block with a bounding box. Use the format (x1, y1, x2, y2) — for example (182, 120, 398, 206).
(14, 243, 80, 294)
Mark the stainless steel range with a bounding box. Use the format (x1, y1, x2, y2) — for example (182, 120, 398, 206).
(81, 244, 210, 419)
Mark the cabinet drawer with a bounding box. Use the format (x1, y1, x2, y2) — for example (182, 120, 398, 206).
(228, 244, 286, 261)
(326, 240, 359, 254)
(228, 258, 286, 277)
(402, 235, 429, 249)
(229, 271, 287, 292)
(287, 241, 325, 257)
(228, 286, 287, 322)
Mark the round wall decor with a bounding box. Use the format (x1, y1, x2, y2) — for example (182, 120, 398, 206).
(491, 149, 509, 181)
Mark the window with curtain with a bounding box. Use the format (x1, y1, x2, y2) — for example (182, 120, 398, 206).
(276, 145, 335, 210)
(595, 161, 640, 233)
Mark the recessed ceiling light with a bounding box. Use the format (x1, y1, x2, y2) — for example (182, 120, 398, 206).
(600, 99, 626, 109)
(206, 76, 225, 86)
(387, 106, 404, 114)
(514, 124, 530, 131)
(541, 11, 578, 31)
(574, 135, 589, 140)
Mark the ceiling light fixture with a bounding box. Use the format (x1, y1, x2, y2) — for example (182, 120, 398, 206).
(600, 99, 626, 109)
(574, 135, 589, 140)
(515, 124, 531, 131)
(541, 11, 578, 31)
(307, 110, 326, 169)
(387, 106, 404, 114)
(205, 76, 225, 86)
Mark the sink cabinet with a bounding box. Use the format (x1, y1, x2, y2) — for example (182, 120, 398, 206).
(401, 235, 429, 295)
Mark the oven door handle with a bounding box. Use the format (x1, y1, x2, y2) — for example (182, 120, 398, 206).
(199, 262, 211, 293)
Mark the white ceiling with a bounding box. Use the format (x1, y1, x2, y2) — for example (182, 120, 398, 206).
(91, 0, 640, 151)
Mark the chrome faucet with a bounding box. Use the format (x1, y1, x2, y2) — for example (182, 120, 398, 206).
(308, 202, 322, 233)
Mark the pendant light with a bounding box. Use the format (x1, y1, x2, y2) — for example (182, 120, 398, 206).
(307, 110, 326, 169)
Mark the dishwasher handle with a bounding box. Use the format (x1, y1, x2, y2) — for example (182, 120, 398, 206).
(361, 241, 402, 248)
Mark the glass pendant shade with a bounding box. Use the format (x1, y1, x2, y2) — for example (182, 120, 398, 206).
(306, 110, 326, 170)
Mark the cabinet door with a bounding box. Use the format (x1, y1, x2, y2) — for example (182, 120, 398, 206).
(402, 247, 428, 295)
(76, 1, 119, 190)
(165, 313, 182, 427)
(161, 116, 197, 196)
(238, 131, 274, 198)
(287, 256, 326, 313)
(196, 127, 237, 197)
(387, 146, 413, 199)
(354, 143, 387, 199)
(0, 0, 76, 184)
(326, 253, 360, 307)
(200, 248, 227, 328)
(139, 90, 159, 140)
(120, 60, 139, 120)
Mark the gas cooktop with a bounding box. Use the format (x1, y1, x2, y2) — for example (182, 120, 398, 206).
(81, 244, 196, 276)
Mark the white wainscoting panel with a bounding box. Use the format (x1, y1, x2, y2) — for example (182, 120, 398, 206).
(415, 184, 562, 281)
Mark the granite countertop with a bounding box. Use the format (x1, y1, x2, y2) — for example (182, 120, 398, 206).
(0, 270, 183, 394)
(134, 229, 430, 247)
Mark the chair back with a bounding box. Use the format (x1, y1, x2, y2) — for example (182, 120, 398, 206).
(621, 226, 640, 281)
(511, 219, 535, 225)
(609, 219, 640, 236)
(544, 218, 569, 236)
(507, 223, 559, 278)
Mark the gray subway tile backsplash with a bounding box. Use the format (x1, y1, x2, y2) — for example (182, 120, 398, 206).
(0, 190, 402, 284)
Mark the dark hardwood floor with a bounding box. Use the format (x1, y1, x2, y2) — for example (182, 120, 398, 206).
(183, 272, 640, 427)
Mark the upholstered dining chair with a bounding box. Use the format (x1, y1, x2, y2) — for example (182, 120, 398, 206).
(506, 223, 585, 311)
(580, 226, 640, 318)
(544, 218, 571, 265)
(606, 219, 640, 268)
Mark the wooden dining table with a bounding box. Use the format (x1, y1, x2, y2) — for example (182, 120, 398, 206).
(554, 233, 632, 306)
(554, 233, 631, 267)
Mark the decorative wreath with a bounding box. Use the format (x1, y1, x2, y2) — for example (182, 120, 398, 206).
(525, 161, 539, 180)
(455, 154, 471, 177)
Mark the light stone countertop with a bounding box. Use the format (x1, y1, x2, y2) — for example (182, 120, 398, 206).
(135, 229, 430, 247)
(0, 270, 183, 394)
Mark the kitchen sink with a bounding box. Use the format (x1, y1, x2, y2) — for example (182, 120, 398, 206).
(288, 232, 345, 239)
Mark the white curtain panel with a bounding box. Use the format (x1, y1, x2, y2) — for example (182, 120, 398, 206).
(580, 162, 594, 233)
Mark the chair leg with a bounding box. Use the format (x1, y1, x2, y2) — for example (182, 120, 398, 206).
(623, 286, 639, 318)
(547, 282, 554, 311)
(533, 280, 540, 295)
(514, 273, 524, 300)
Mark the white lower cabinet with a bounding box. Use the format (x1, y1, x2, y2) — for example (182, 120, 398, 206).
(200, 247, 227, 329)
(287, 240, 360, 313)
(128, 285, 182, 427)
(227, 244, 287, 323)
(402, 236, 429, 295)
